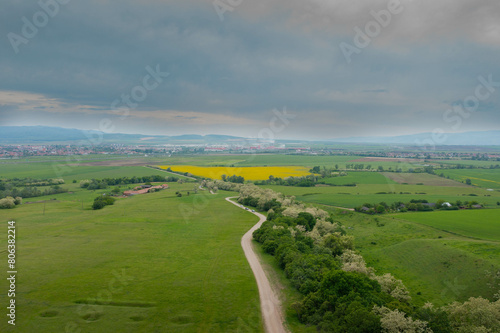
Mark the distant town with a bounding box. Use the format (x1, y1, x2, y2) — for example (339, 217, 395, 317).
(1, 143, 499, 162)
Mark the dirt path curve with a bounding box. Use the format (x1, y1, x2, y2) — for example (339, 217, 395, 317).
(225, 197, 288, 333)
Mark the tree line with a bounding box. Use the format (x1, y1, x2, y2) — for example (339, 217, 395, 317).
(79, 175, 179, 190)
(355, 199, 483, 215)
(232, 183, 500, 332)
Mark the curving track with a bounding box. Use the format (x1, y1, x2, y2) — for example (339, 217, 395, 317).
(225, 197, 288, 333)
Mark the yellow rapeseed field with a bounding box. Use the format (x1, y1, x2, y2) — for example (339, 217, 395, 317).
(158, 165, 311, 180)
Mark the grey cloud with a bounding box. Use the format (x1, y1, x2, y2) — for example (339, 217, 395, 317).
(0, 0, 498, 139)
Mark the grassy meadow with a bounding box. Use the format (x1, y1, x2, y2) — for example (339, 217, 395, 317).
(0, 182, 263, 333)
(392, 209, 500, 242)
(440, 169, 500, 189)
(0, 162, 188, 181)
(334, 210, 500, 307)
(323, 171, 396, 185)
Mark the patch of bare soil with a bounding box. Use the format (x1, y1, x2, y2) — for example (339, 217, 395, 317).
(383, 172, 468, 187)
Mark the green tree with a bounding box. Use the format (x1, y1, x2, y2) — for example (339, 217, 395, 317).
(296, 212, 316, 231)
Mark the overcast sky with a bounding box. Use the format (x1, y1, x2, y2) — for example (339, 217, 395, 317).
(1, 0, 499, 140)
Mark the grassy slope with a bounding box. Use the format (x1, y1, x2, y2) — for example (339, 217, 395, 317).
(440, 169, 500, 189)
(393, 210, 500, 242)
(335, 211, 499, 307)
(0, 185, 263, 333)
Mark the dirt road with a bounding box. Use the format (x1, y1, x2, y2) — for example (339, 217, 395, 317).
(225, 197, 288, 333)
(143, 165, 197, 180)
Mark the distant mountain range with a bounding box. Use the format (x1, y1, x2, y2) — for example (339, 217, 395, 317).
(0, 126, 244, 145)
(0, 126, 499, 146)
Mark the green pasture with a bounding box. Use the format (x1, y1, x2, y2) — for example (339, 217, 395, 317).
(335, 212, 499, 307)
(0, 184, 263, 333)
(322, 171, 396, 185)
(440, 169, 500, 189)
(0, 163, 193, 182)
(392, 209, 500, 242)
(382, 172, 466, 186)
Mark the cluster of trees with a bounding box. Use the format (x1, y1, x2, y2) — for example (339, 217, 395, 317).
(449, 163, 500, 169)
(308, 164, 446, 173)
(355, 199, 483, 215)
(238, 184, 293, 211)
(0, 177, 68, 200)
(1, 185, 68, 200)
(80, 175, 178, 190)
(254, 171, 351, 188)
(254, 175, 320, 187)
(0, 196, 22, 209)
(0, 178, 64, 189)
(345, 163, 373, 170)
(163, 167, 198, 178)
(252, 209, 443, 331)
(244, 186, 499, 332)
(310, 166, 340, 178)
(92, 195, 116, 210)
(202, 179, 242, 193)
(220, 174, 245, 183)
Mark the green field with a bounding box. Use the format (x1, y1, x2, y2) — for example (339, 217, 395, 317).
(0, 184, 263, 333)
(334, 210, 500, 307)
(322, 171, 396, 185)
(393, 209, 500, 242)
(440, 169, 500, 189)
(382, 172, 466, 186)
